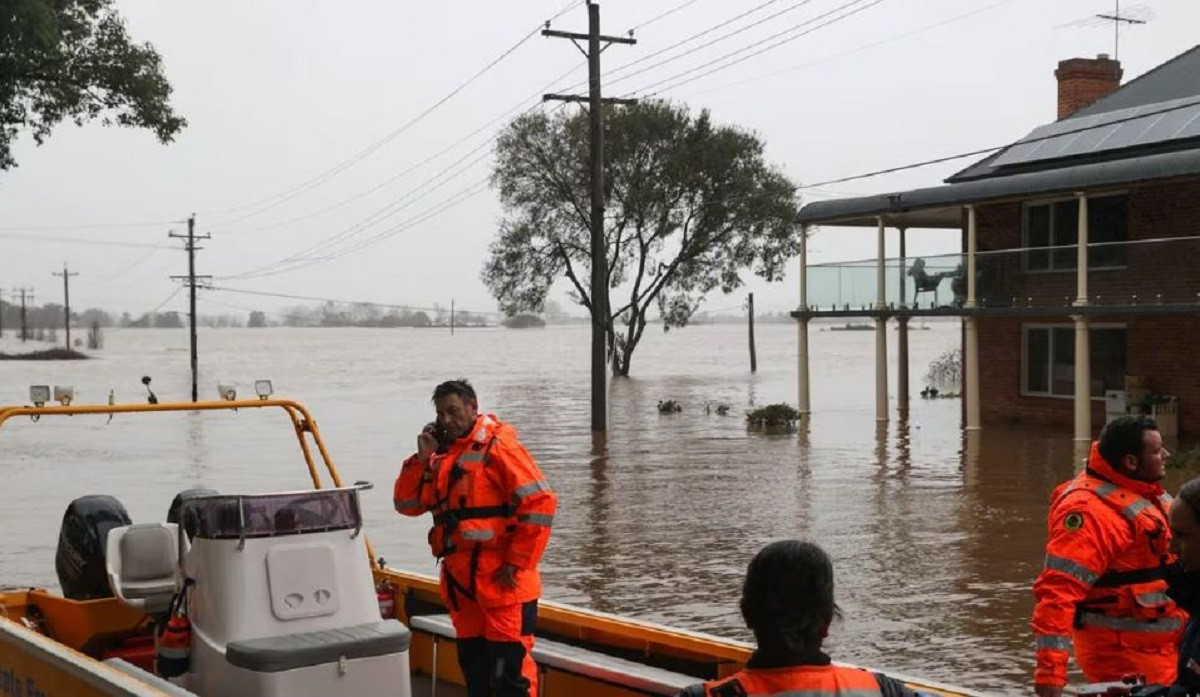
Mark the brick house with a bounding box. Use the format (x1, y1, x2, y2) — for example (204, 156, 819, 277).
(794, 46, 1200, 441)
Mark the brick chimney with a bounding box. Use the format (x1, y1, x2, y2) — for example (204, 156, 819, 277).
(1055, 54, 1123, 119)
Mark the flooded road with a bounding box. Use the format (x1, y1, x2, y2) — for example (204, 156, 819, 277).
(0, 321, 1145, 694)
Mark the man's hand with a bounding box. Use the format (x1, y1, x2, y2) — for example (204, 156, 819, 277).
(417, 422, 438, 462)
(493, 563, 519, 590)
(1035, 684, 1063, 697)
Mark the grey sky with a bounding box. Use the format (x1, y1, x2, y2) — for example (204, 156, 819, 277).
(2, 0, 1197, 320)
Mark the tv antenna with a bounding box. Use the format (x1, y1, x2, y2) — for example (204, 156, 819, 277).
(1058, 1, 1153, 61)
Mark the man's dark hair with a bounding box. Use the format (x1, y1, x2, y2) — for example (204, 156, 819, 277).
(1098, 414, 1158, 469)
(432, 379, 476, 404)
(740, 539, 840, 654)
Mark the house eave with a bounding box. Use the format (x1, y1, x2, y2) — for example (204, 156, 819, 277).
(799, 147, 1200, 228)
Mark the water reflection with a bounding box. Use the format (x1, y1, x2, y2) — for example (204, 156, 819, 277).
(1, 323, 1086, 694)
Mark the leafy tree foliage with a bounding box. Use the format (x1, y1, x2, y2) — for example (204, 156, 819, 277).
(484, 100, 804, 375)
(0, 0, 186, 169)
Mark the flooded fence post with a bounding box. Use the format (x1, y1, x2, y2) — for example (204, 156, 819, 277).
(747, 293, 757, 373)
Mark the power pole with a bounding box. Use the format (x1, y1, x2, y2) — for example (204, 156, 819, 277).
(0, 288, 5, 338)
(169, 215, 211, 402)
(543, 2, 635, 434)
(12, 287, 33, 342)
(747, 293, 757, 373)
(450, 299, 455, 335)
(52, 263, 79, 349)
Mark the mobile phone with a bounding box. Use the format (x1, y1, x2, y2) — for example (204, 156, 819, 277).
(433, 423, 452, 453)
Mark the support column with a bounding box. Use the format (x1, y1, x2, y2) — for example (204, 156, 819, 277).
(797, 232, 810, 417)
(964, 206, 982, 431)
(1074, 193, 1092, 445)
(875, 217, 888, 422)
(897, 227, 909, 414)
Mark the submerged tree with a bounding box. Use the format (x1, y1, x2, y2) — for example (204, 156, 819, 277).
(484, 100, 803, 376)
(0, 0, 187, 169)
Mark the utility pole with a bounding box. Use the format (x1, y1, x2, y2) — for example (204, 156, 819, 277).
(13, 287, 33, 342)
(450, 299, 455, 335)
(747, 293, 757, 373)
(0, 288, 5, 338)
(170, 215, 211, 402)
(52, 263, 79, 349)
(543, 2, 635, 434)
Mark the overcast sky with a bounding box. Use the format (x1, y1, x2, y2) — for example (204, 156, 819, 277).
(2, 0, 1197, 320)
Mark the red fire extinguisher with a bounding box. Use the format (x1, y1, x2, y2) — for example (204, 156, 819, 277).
(377, 580, 396, 619)
(156, 580, 194, 678)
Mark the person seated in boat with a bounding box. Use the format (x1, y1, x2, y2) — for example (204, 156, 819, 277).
(676, 539, 920, 697)
(394, 378, 557, 697)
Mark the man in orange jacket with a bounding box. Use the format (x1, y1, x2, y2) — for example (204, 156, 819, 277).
(1033, 414, 1184, 696)
(395, 379, 556, 697)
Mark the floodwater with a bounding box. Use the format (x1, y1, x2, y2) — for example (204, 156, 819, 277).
(0, 320, 1154, 694)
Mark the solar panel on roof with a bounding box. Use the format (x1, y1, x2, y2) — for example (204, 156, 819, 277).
(990, 97, 1200, 169)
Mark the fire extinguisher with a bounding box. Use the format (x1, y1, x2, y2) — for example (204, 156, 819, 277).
(377, 580, 396, 619)
(157, 579, 194, 678)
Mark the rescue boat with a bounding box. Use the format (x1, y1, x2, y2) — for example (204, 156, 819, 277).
(0, 384, 979, 697)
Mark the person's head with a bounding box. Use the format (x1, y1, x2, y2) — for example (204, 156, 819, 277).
(1097, 414, 1170, 483)
(740, 539, 839, 655)
(432, 379, 479, 441)
(1170, 479, 1200, 573)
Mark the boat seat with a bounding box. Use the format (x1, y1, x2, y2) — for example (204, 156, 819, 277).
(409, 613, 700, 696)
(226, 619, 412, 673)
(104, 523, 180, 615)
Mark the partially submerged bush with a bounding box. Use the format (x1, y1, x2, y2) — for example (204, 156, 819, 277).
(746, 403, 801, 433)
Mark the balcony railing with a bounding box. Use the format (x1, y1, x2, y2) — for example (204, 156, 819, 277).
(801, 236, 1200, 312)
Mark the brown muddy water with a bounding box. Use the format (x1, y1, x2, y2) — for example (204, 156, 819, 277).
(2, 321, 1171, 694)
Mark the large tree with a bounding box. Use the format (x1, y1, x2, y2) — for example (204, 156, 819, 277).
(484, 100, 804, 376)
(0, 0, 186, 170)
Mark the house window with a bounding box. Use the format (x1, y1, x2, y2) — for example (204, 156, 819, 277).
(1022, 325, 1126, 398)
(1023, 194, 1128, 271)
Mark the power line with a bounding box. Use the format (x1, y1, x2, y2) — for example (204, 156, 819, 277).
(0, 219, 181, 232)
(0, 231, 175, 249)
(220, 177, 492, 281)
(627, 0, 705, 34)
(798, 95, 1200, 189)
(630, 0, 887, 98)
(200, 2, 579, 226)
(683, 0, 1012, 96)
(605, 0, 818, 90)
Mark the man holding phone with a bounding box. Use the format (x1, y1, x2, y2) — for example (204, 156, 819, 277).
(394, 379, 556, 697)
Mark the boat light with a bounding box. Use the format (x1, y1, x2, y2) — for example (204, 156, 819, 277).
(217, 383, 237, 401)
(29, 385, 50, 407)
(254, 379, 273, 400)
(53, 386, 74, 406)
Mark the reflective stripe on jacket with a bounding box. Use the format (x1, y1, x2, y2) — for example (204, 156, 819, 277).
(701, 665, 885, 697)
(394, 413, 556, 606)
(1032, 441, 1183, 687)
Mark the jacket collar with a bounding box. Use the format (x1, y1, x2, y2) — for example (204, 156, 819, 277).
(1086, 441, 1165, 500)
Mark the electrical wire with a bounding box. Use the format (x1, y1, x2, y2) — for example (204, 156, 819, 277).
(199, 0, 580, 225)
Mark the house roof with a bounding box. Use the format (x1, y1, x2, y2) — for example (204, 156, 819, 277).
(797, 147, 1200, 228)
(799, 45, 1200, 228)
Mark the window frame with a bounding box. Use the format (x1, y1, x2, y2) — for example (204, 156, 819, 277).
(1021, 192, 1129, 273)
(1020, 322, 1127, 400)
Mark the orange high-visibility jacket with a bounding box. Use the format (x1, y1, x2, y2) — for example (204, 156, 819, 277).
(394, 413, 556, 607)
(1032, 442, 1185, 687)
(700, 665, 885, 696)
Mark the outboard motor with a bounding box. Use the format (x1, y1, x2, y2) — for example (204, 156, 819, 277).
(167, 487, 219, 541)
(55, 495, 132, 600)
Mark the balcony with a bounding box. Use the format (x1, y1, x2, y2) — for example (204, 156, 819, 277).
(796, 236, 1200, 318)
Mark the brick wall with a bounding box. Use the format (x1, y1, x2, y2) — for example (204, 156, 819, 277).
(971, 178, 1200, 438)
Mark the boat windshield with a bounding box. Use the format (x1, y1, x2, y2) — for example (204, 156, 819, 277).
(184, 490, 360, 540)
